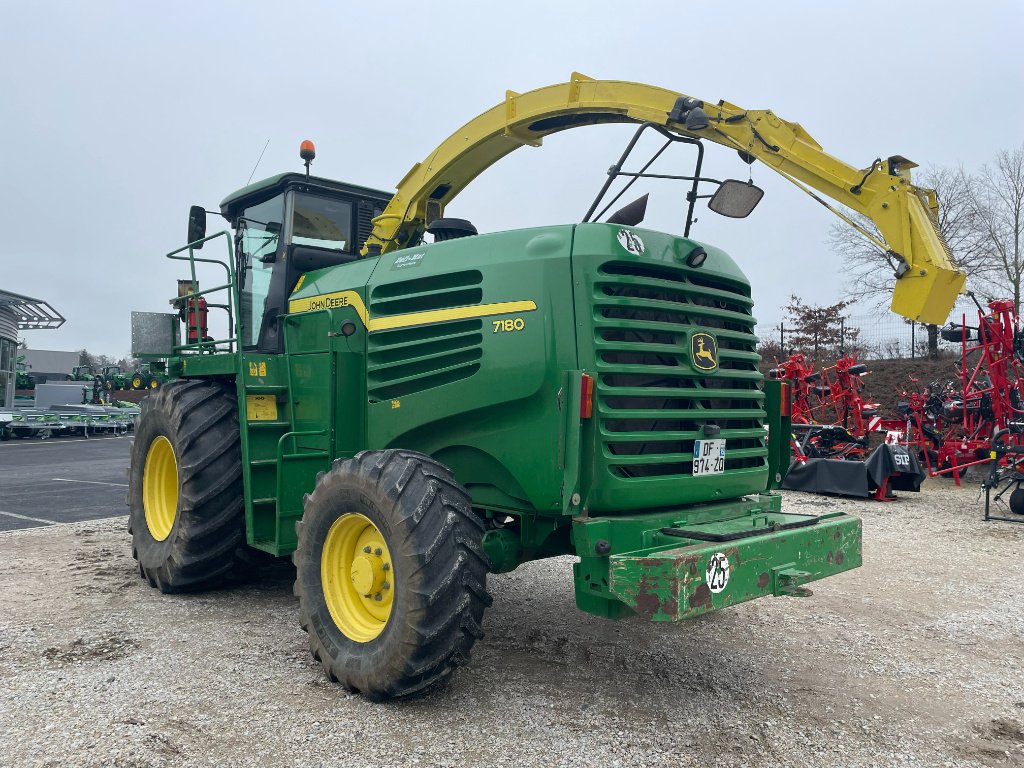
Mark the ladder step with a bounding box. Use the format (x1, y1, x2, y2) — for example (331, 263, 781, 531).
(249, 459, 278, 467)
(246, 385, 288, 392)
(247, 421, 291, 428)
(251, 497, 277, 506)
(283, 451, 330, 461)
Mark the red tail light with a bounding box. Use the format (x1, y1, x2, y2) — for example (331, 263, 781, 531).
(580, 374, 594, 419)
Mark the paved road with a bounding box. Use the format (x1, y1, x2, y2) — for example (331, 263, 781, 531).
(0, 436, 132, 531)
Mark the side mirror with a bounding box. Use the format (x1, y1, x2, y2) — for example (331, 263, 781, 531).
(708, 180, 764, 219)
(187, 205, 207, 249)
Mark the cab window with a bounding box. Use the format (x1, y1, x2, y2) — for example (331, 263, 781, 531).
(238, 194, 284, 349)
(292, 193, 352, 252)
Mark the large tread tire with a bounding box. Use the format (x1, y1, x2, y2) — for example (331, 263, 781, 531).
(127, 379, 251, 593)
(294, 449, 492, 700)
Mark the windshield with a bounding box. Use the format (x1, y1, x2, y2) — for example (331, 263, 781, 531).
(239, 194, 284, 348)
(292, 193, 352, 252)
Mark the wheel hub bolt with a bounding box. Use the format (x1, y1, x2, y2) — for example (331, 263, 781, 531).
(374, 547, 382, 556)
(373, 592, 382, 601)
(381, 563, 390, 572)
(363, 546, 372, 554)
(382, 581, 390, 590)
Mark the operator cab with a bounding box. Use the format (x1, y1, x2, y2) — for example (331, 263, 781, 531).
(202, 170, 392, 354)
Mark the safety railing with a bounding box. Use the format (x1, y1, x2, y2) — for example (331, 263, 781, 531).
(166, 231, 239, 354)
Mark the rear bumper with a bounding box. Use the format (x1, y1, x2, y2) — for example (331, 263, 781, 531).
(607, 512, 862, 621)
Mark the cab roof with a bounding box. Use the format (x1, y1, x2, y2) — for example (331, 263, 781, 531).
(219, 173, 393, 219)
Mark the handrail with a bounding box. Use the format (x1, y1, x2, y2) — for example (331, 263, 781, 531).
(165, 231, 238, 353)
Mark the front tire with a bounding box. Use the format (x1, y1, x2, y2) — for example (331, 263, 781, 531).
(294, 450, 492, 699)
(127, 379, 250, 592)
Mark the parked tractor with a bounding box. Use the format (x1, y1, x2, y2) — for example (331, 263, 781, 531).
(70, 365, 95, 381)
(97, 365, 131, 392)
(128, 75, 964, 698)
(130, 362, 165, 391)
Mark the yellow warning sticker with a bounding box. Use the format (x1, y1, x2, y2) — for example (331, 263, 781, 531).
(246, 395, 278, 421)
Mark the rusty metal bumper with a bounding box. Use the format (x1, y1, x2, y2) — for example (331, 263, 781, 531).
(607, 511, 862, 621)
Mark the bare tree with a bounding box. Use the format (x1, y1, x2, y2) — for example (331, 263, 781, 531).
(829, 165, 988, 357)
(783, 295, 854, 361)
(965, 145, 1024, 314)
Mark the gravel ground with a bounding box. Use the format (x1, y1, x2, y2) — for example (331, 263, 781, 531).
(1, 480, 1022, 767)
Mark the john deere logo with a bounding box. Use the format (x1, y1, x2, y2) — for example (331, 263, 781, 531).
(691, 332, 718, 372)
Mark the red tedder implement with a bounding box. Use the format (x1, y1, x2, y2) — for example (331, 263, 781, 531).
(908, 299, 1024, 482)
(769, 354, 873, 463)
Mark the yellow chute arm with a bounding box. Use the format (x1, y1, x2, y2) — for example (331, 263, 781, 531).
(362, 73, 965, 325)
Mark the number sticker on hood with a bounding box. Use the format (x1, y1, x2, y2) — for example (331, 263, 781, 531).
(617, 229, 645, 255)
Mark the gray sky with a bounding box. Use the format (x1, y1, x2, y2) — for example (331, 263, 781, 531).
(3, 0, 1022, 356)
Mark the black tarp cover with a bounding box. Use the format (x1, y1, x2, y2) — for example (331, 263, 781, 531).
(865, 443, 926, 492)
(782, 444, 926, 498)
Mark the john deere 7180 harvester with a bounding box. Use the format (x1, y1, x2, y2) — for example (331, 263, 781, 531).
(129, 75, 964, 699)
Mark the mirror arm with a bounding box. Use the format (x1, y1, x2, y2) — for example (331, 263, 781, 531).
(591, 140, 673, 223)
(584, 122, 703, 224)
(683, 140, 705, 237)
(613, 171, 721, 183)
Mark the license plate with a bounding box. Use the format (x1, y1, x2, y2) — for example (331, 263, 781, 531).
(693, 439, 726, 476)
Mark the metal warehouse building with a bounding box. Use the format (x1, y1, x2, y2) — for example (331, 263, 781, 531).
(0, 289, 65, 408)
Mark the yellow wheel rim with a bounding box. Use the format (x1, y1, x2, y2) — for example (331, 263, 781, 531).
(143, 436, 178, 541)
(132, 377, 142, 389)
(321, 513, 394, 643)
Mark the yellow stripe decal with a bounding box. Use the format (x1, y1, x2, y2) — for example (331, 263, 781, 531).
(368, 300, 537, 332)
(288, 292, 537, 333)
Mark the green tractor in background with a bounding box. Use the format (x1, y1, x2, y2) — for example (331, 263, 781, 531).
(98, 365, 131, 392)
(128, 76, 963, 699)
(69, 365, 95, 382)
(129, 362, 166, 391)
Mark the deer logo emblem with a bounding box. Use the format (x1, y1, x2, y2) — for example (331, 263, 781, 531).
(691, 332, 718, 372)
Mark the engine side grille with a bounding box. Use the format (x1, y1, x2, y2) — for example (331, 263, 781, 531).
(367, 319, 483, 401)
(367, 270, 487, 401)
(594, 261, 766, 480)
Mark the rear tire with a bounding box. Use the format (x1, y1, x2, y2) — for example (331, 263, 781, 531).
(127, 379, 251, 593)
(294, 450, 492, 699)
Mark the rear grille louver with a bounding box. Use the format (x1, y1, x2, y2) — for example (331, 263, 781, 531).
(594, 261, 766, 479)
(367, 270, 484, 400)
